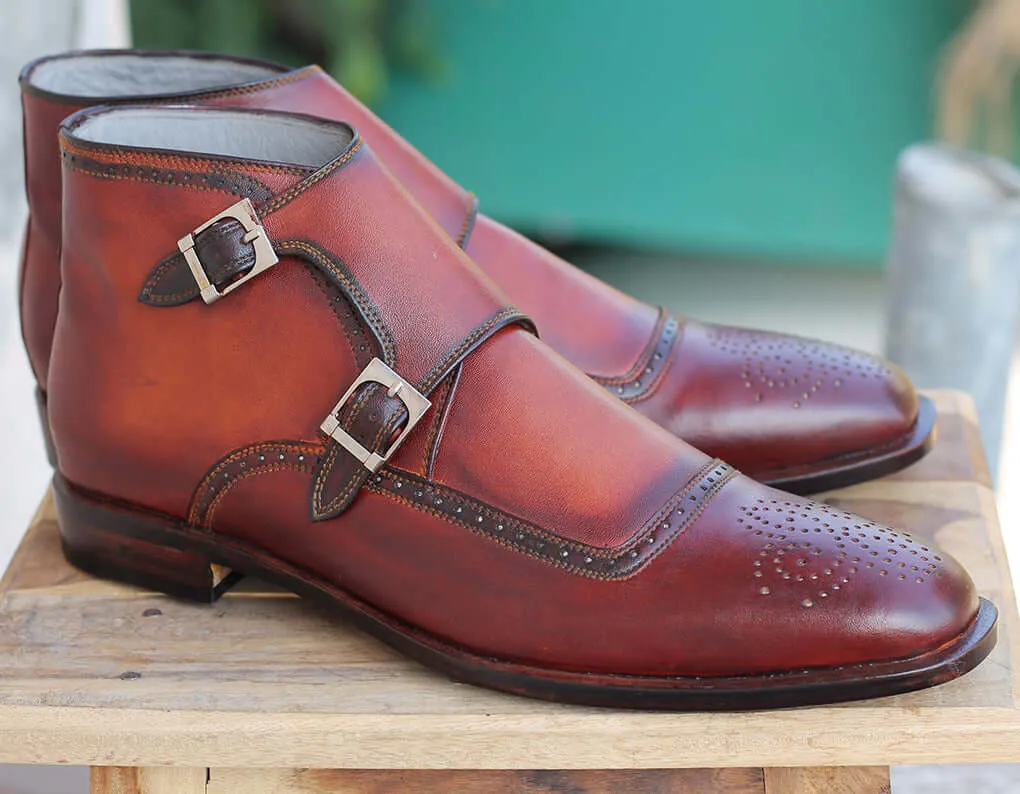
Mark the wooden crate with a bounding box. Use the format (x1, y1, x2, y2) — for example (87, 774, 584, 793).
(0, 391, 1016, 793)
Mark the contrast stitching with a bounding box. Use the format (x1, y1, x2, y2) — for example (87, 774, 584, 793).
(456, 194, 479, 249)
(280, 240, 397, 366)
(591, 309, 668, 385)
(61, 139, 314, 177)
(313, 398, 406, 517)
(260, 138, 364, 215)
(62, 158, 270, 201)
(366, 460, 735, 580)
(421, 369, 457, 477)
(417, 306, 525, 393)
(591, 312, 684, 403)
(188, 441, 321, 525)
(206, 462, 315, 526)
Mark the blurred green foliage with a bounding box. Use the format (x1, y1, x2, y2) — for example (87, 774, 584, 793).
(129, 0, 443, 106)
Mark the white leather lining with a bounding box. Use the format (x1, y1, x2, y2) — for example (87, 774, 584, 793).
(30, 55, 280, 97)
(73, 108, 351, 168)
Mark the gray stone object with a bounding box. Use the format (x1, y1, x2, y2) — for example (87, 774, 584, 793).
(885, 143, 1020, 480)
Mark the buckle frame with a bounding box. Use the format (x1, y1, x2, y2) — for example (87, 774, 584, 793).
(320, 358, 431, 473)
(177, 198, 278, 304)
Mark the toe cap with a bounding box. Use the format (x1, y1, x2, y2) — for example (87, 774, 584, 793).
(662, 321, 922, 476)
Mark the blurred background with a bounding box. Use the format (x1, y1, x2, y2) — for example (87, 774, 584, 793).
(3, 1, 1020, 792)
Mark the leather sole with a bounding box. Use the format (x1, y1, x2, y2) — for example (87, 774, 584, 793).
(52, 472, 997, 711)
(757, 394, 938, 495)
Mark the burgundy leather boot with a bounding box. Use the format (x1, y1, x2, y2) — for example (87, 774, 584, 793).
(20, 50, 933, 492)
(48, 104, 993, 709)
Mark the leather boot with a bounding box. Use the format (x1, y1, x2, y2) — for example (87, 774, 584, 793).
(48, 104, 994, 709)
(20, 50, 933, 491)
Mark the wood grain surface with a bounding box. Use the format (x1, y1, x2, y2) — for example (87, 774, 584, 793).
(0, 391, 1016, 769)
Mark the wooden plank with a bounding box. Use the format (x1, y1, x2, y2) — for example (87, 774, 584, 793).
(3, 705, 1020, 769)
(207, 768, 764, 794)
(0, 390, 1015, 769)
(763, 766, 890, 794)
(90, 766, 206, 794)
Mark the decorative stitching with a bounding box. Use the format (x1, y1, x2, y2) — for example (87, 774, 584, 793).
(188, 438, 735, 580)
(417, 306, 530, 393)
(61, 137, 315, 177)
(367, 459, 736, 580)
(161, 65, 320, 103)
(456, 194, 479, 249)
(259, 138, 364, 215)
(423, 366, 460, 478)
(189, 441, 321, 526)
(303, 266, 377, 369)
(62, 151, 273, 200)
(279, 240, 397, 366)
(591, 311, 683, 402)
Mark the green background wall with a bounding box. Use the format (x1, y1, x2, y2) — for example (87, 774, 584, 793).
(376, 0, 967, 267)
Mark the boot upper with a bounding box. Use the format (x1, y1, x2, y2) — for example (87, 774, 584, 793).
(47, 105, 979, 678)
(20, 50, 925, 480)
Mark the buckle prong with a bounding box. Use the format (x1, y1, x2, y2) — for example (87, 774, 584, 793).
(177, 198, 278, 305)
(320, 358, 431, 473)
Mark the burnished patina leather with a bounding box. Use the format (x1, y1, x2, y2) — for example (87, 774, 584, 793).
(43, 104, 993, 708)
(19, 50, 932, 489)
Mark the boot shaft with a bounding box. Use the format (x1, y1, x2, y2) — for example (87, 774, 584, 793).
(19, 50, 475, 393)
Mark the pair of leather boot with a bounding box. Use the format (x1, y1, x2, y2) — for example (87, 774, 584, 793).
(17, 50, 995, 709)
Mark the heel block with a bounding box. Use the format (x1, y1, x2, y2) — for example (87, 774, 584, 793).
(53, 475, 242, 603)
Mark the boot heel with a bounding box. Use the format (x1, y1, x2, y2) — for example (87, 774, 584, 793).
(52, 475, 241, 603)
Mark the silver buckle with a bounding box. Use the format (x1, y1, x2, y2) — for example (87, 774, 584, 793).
(320, 358, 431, 473)
(177, 198, 279, 304)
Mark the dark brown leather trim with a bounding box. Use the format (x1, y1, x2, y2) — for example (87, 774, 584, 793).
(310, 306, 532, 522)
(456, 194, 479, 249)
(190, 439, 735, 579)
(424, 364, 462, 479)
(189, 440, 321, 527)
(63, 149, 273, 207)
(279, 240, 397, 366)
(136, 141, 364, 308)
(310, 384, 409, 520)
(369, 459, 736, 580)
(591, 310, 682, 402)
(304, 266, 378, 370)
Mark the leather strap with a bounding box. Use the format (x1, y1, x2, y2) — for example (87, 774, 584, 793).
(137, 137, 534, 520)
(139, 217, 260, 306)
